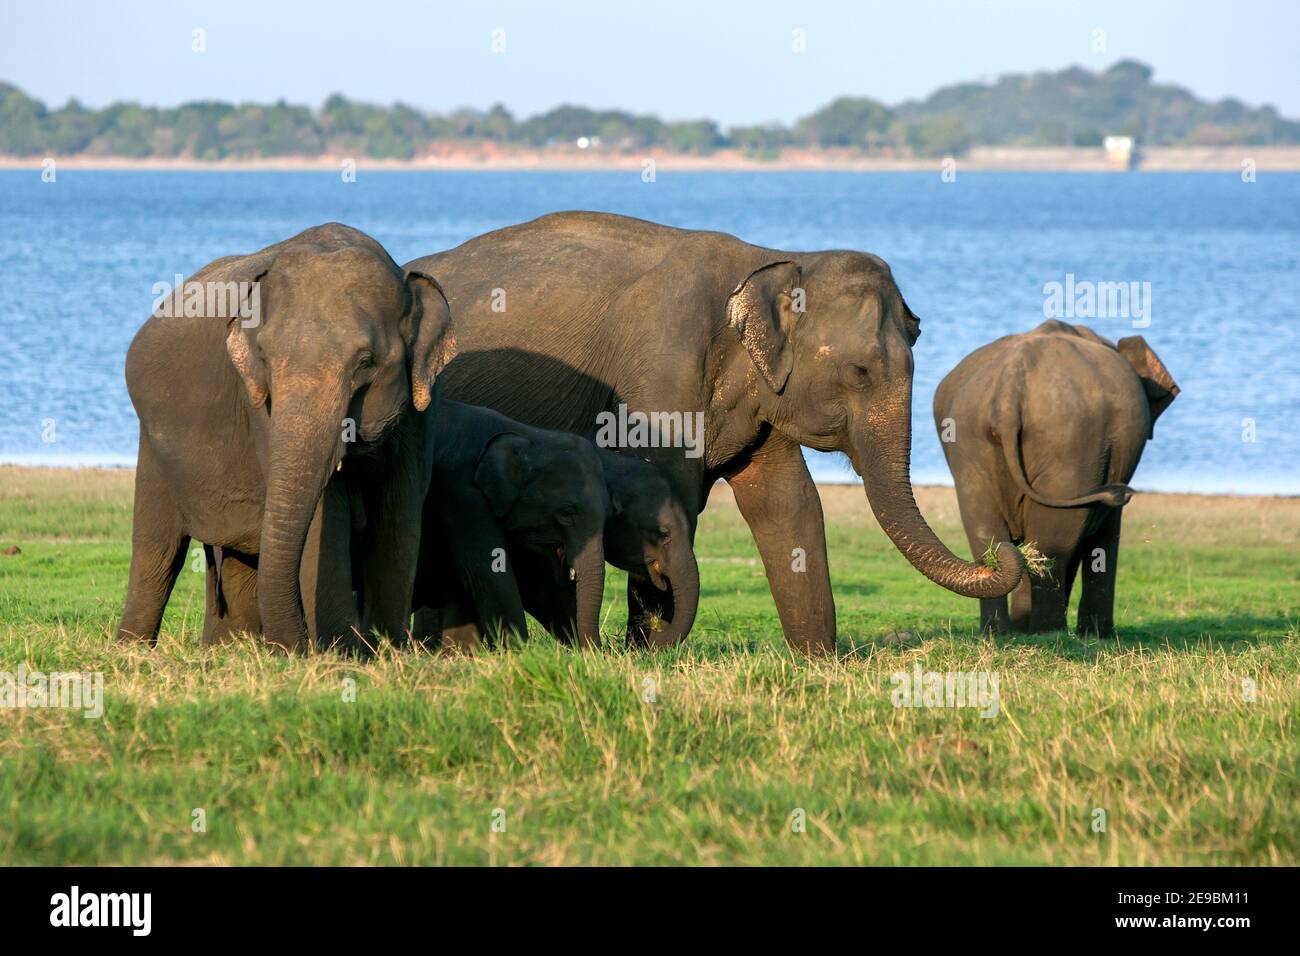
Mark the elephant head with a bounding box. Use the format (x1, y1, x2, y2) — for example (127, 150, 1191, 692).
(474, 431, 610, 645)
(727, 254, 1023, 597)
(1116, 335, 1180, 436)
(600, 451, 699, 647)
(214, 223, 455, 651)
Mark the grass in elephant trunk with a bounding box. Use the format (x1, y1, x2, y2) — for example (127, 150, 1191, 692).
(1, 466, 1298, 865)
(981, 539, 1054, 578)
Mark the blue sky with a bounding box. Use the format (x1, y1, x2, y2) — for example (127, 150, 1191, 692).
(3, 0, 1297, 123)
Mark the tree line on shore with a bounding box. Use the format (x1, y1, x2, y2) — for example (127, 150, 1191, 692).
(2, 60, 1296, 161)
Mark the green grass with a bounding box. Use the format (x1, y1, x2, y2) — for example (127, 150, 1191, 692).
(1, 466, 1297, 865)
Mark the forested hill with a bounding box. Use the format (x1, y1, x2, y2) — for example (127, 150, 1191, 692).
(2, 59, 1296, 160)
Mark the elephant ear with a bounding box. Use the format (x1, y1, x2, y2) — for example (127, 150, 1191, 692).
(726, 260, 802, 393)
(403, 269, 458, 412)
(1117, 336, 1180, 428)
(474, 433, 533, 518)
(203, 252, 277, 409)
(225, 314, 268, 407)
(595, 453, 635, 520)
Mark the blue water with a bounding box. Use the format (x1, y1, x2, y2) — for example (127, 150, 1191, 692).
(1, 170, 1297, 494)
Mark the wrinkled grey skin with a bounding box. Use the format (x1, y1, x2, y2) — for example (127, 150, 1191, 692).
(515, 449, 700, 647)
(411, 399, 609, 649)
(933, 320, 1179, 636)
(118, 223, 456, 653)
(406, 211, 1023, 655)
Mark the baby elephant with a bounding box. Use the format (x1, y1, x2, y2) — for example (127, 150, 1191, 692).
(412, 400, 610, 648)
(934, 320, 1179, 636)
(513, 449, 701, 648)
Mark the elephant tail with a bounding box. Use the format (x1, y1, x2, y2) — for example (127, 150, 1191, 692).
(998, 423, 1132, 509)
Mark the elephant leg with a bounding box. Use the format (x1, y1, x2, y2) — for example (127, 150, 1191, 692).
(203, 544, 222, 643)
(117, 440, 190, 645)
(516, 548, 577, 642)
(435, 601, 483, 653)
(412, 596, 481, 653)
(1009, 574, 1033, 632)
(203, 547, 260, 646)
(411, 513, 457, 647)
(411, 606, 441, 645)
(357, 420, 430, 645)
(301, 479, 359, 653)
(954, 480, 1012, 634)
(463, 565, 527, 646)
(1026, 557, 1081, 633)
(1020, 503, 1088, 633)
(219, 550, 260, 638)
(1078, 506, 1123, 637)
(441, 488, 529, 645)
(723, 430, 835, 655)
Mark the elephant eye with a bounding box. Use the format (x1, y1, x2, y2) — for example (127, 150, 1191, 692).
(658, 526, 672, 543)
(842, 363, 871, 390)
(357, 350, 375, 369)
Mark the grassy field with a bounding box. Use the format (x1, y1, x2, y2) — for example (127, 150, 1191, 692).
(1, 465, 1297, 865)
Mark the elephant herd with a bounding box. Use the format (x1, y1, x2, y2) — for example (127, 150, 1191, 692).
(116, 213, 1178, 656)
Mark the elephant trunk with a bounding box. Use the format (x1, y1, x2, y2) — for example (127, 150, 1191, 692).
(643, 539, 699, 648)
(853, 387, 1023, 598)
(258, 388, 349, 651)
(570, 534, 606, 648)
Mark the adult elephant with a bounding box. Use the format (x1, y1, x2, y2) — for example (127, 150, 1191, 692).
(118, 223, 455, 652)
(405, 212, 1023, 654)
(934, 320, 1179, 636)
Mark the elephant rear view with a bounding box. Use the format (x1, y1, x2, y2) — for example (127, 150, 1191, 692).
(118, 223, 456, 652)
(934, 320, 1179, 635)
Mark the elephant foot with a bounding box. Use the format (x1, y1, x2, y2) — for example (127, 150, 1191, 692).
(1077, 615, 1116, 639)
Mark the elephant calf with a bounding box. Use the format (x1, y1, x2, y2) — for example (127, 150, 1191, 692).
(411, 400, 611, 648)
(933, 320, 1179, 636)
(514, 449, 700, 648)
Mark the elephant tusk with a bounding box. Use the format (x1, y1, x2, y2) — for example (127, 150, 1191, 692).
(569, 567, 576, 581)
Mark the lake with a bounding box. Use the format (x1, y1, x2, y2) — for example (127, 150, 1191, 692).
(1, 169, 1297, 494)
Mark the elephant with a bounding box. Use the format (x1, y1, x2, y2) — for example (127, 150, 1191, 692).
(410, 399, 610, 649)
(405, 211, 1024, 655)
(513, 448, 700, 648)
(117, 223, 456, 653)
(933, 320, 1179, 636)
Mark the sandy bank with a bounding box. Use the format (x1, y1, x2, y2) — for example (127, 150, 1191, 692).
(3, 145, 1299, 173)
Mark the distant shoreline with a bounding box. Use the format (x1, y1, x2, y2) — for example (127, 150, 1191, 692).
(1, 464, 1294, 499)
(4, 144, 1300, 173)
